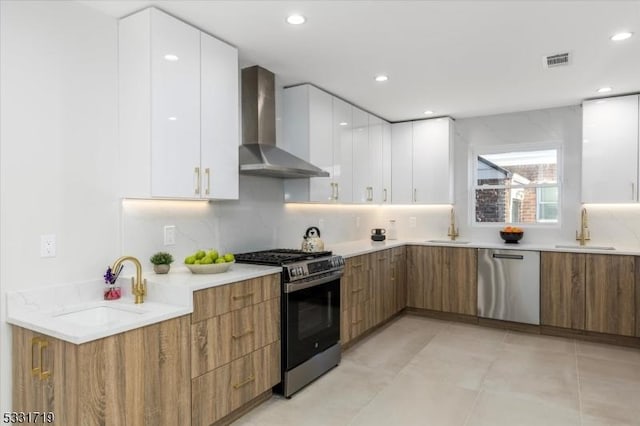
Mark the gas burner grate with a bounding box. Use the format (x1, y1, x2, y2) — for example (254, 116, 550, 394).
(234, 249, 332, 266)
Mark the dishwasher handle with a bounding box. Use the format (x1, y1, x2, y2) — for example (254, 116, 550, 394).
(492, 253, 524, 260)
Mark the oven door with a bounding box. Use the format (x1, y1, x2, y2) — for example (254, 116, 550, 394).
(284, 272, 341, 370)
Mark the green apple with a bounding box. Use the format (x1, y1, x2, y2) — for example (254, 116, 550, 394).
(207, 250, 219, 261)
(214, 257, 226, 264)
(194, 259, 201, 264)
(223, 253, 235, 262)
(195, 250, 206, 260)
(184, 255, 196, 265)
(200, 256, 213, 265)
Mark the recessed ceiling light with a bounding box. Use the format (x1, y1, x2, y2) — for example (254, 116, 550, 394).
(375, 75, 388, 82)
(611, 32, 633, 41)
(164, 54, 179, 61)
(424, 110, 434, 115)
(168, 116, 177, 121)
(339, 122, 348, 126)
(597, 86, 612, 93)
(286, 14, 306, 25)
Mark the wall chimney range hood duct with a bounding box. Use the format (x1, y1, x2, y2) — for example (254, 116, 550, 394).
(239, 66, 329, 178)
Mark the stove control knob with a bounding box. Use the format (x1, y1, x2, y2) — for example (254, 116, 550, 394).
(298, 267, 305, 276)
(290, 268, 297, 277)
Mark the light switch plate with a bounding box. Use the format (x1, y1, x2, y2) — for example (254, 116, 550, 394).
(409, 217, 417, 228)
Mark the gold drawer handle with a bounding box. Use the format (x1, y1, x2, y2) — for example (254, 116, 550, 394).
(352, 319, 363, 325)
(31, 337, 41, 377)
(232, 329, 254, 339)
(232, 292, 254, 301)
(351, 288, 364, 293)
(39, 340, 50, 380)
(233, 375, 255, 389)
(351, 263, 363, 268)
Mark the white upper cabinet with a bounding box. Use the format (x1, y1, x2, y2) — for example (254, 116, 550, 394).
(119, 8, 239, 199)
(282, 84, 392, 204)
(391, 118, 454, 204)
(582, 94, 640, 203)
(332, 97, 353, 203)
(282, 85, 336, 202)
(391, 122, 414, 204)
(381, 121, 392, 204)
(352, 107, 371, 203)
(200, 32, 239, 200)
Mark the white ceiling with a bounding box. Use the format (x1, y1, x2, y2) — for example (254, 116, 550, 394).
(81, 0, 640, 122)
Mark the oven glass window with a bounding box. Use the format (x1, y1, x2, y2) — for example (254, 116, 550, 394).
(297, 290, 335, 340)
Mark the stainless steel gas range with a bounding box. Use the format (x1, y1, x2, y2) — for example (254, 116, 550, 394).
(235, 249, 344, 398)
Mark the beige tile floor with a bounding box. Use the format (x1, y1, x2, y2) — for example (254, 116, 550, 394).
(233, 315, 640, 426)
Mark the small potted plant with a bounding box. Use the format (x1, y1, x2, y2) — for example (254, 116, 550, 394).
(150, 251, 174, 274)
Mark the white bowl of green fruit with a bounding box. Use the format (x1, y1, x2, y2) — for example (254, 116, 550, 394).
(184, 249, 235, 274)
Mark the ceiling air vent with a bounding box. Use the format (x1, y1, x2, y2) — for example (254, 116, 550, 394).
(544, 52, 570, 69)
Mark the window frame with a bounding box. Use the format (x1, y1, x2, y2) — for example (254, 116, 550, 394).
(469, 142, 562, 228)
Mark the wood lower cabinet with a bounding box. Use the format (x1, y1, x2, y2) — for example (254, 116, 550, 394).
(586, 254, 635, 336)
(341, 249, 406, 346)
(442, 247, 477, 315)
(541, 252, 586, 329)
(12, 316, 191, 426)
(190, 273, 280, 426)
(407, 246, 443, 310)
(391, 246, 407, 312)
(341, 254, 372, 345)
(407, 245, 477, 315)
(541, 252, 636, 337)
(192, 343, 279, 426)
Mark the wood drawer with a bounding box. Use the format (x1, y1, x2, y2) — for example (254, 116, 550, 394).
(191, 342, 280, 426)
(191, 297, 280, 378)
(192, 273, 280, 323)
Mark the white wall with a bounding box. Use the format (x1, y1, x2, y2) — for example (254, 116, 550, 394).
(453, 106, 640, 248)
(0, 1, 119, 411)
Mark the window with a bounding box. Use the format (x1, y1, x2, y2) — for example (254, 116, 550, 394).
(473, 148, 559, 225)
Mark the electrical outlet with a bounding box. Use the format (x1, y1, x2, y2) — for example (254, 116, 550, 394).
(40, 234, 56, 257)
(318, 218, 325, 229)
(164, 225, 176, 245)
(409, 217, 417, 228)
(355, 216, 361, 228)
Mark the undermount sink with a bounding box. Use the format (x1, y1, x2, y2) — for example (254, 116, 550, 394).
(555, 244, 616, 251)
(54, 303, 146, 326)
(426, 240, 471, 244)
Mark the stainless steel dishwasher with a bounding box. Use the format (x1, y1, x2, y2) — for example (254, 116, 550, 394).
(477, 249, 540, 325)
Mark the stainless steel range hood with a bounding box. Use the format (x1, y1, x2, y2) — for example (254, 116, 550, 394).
(239, 66, 329, 179)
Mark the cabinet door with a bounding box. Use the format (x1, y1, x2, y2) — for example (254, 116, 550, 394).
(582, 95, 639, 203)
(352, 107, 371, 203)
(392, 247, 407, 313)
(412, 118, 453, 204)
(442, 248, 477, 315)
(333, 97, 353, 203)
(369, 115, 385, 203)
(200, 32, 239, 200)
(391, 122, 413, 203)
(382, 121, 392, 204)
(308, 87, 335, 202)
(372, 250, 393, 325)
(540, 252, 586, 330)
(586, 254, 636, 336)
(407, 246, 443, 310)
(150, 9, 201, 198)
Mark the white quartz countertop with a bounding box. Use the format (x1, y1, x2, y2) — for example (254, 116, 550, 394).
(6, 263, 281, 344)
(327, 238, 640, 257)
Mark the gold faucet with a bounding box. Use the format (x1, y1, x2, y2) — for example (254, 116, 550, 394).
(447, 207, 459, 241)
(576, 207, 591, 246)
(111, 256, 147, 304)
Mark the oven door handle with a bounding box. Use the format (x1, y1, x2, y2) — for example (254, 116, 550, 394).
(284, 270, 343, 293)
